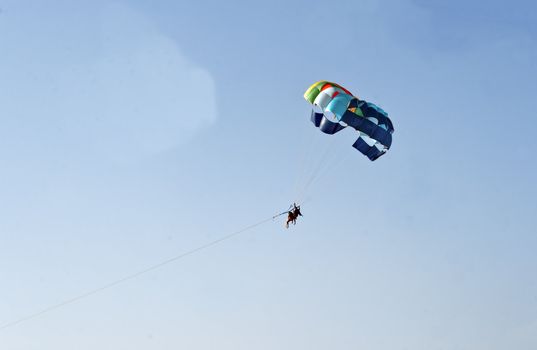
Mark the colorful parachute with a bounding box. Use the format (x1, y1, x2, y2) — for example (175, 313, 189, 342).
(304, 81, 394, 161)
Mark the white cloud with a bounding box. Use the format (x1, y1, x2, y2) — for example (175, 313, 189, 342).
(0, 2, 217, 162)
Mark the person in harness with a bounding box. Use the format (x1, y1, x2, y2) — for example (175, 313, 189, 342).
(285, 203, 303, 228)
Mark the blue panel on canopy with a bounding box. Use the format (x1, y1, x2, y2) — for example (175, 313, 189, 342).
(310, 110, 345, 134)
(310, 110, 323, 127)
(341, 110, 392, 148)
(352, 138, 385, 161)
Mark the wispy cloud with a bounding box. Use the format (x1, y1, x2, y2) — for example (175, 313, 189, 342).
(0, 2, 217, 162)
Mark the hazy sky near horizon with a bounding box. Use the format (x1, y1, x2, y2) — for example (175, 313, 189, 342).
(1, 1, 536, 349)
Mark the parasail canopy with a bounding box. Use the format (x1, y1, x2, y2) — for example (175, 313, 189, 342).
(304, 81, 394, 161)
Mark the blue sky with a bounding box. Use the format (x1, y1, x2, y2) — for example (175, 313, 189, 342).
(1, 1, 536, 349)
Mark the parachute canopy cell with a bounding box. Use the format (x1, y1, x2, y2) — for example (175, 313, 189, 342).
(304, 81, 394, 161)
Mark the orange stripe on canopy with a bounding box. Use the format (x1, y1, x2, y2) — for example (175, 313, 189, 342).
(320, 82, 352, 95)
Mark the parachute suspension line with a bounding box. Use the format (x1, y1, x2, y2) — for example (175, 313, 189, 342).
(291, 128, 322, 203)
(295, 136, 340, 203)
(297, 149, 351, 203)
(0, 215, 276, 332)
(295, 138, 334, 203)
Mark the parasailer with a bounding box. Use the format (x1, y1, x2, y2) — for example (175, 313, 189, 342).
(285, 203, 303, 228)
(304, 81, 394, 161)
(282, 81, 394, 228)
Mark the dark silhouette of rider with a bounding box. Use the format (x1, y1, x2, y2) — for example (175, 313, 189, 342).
(286, 203, 303, 228)
(292, 203, 302, 218)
